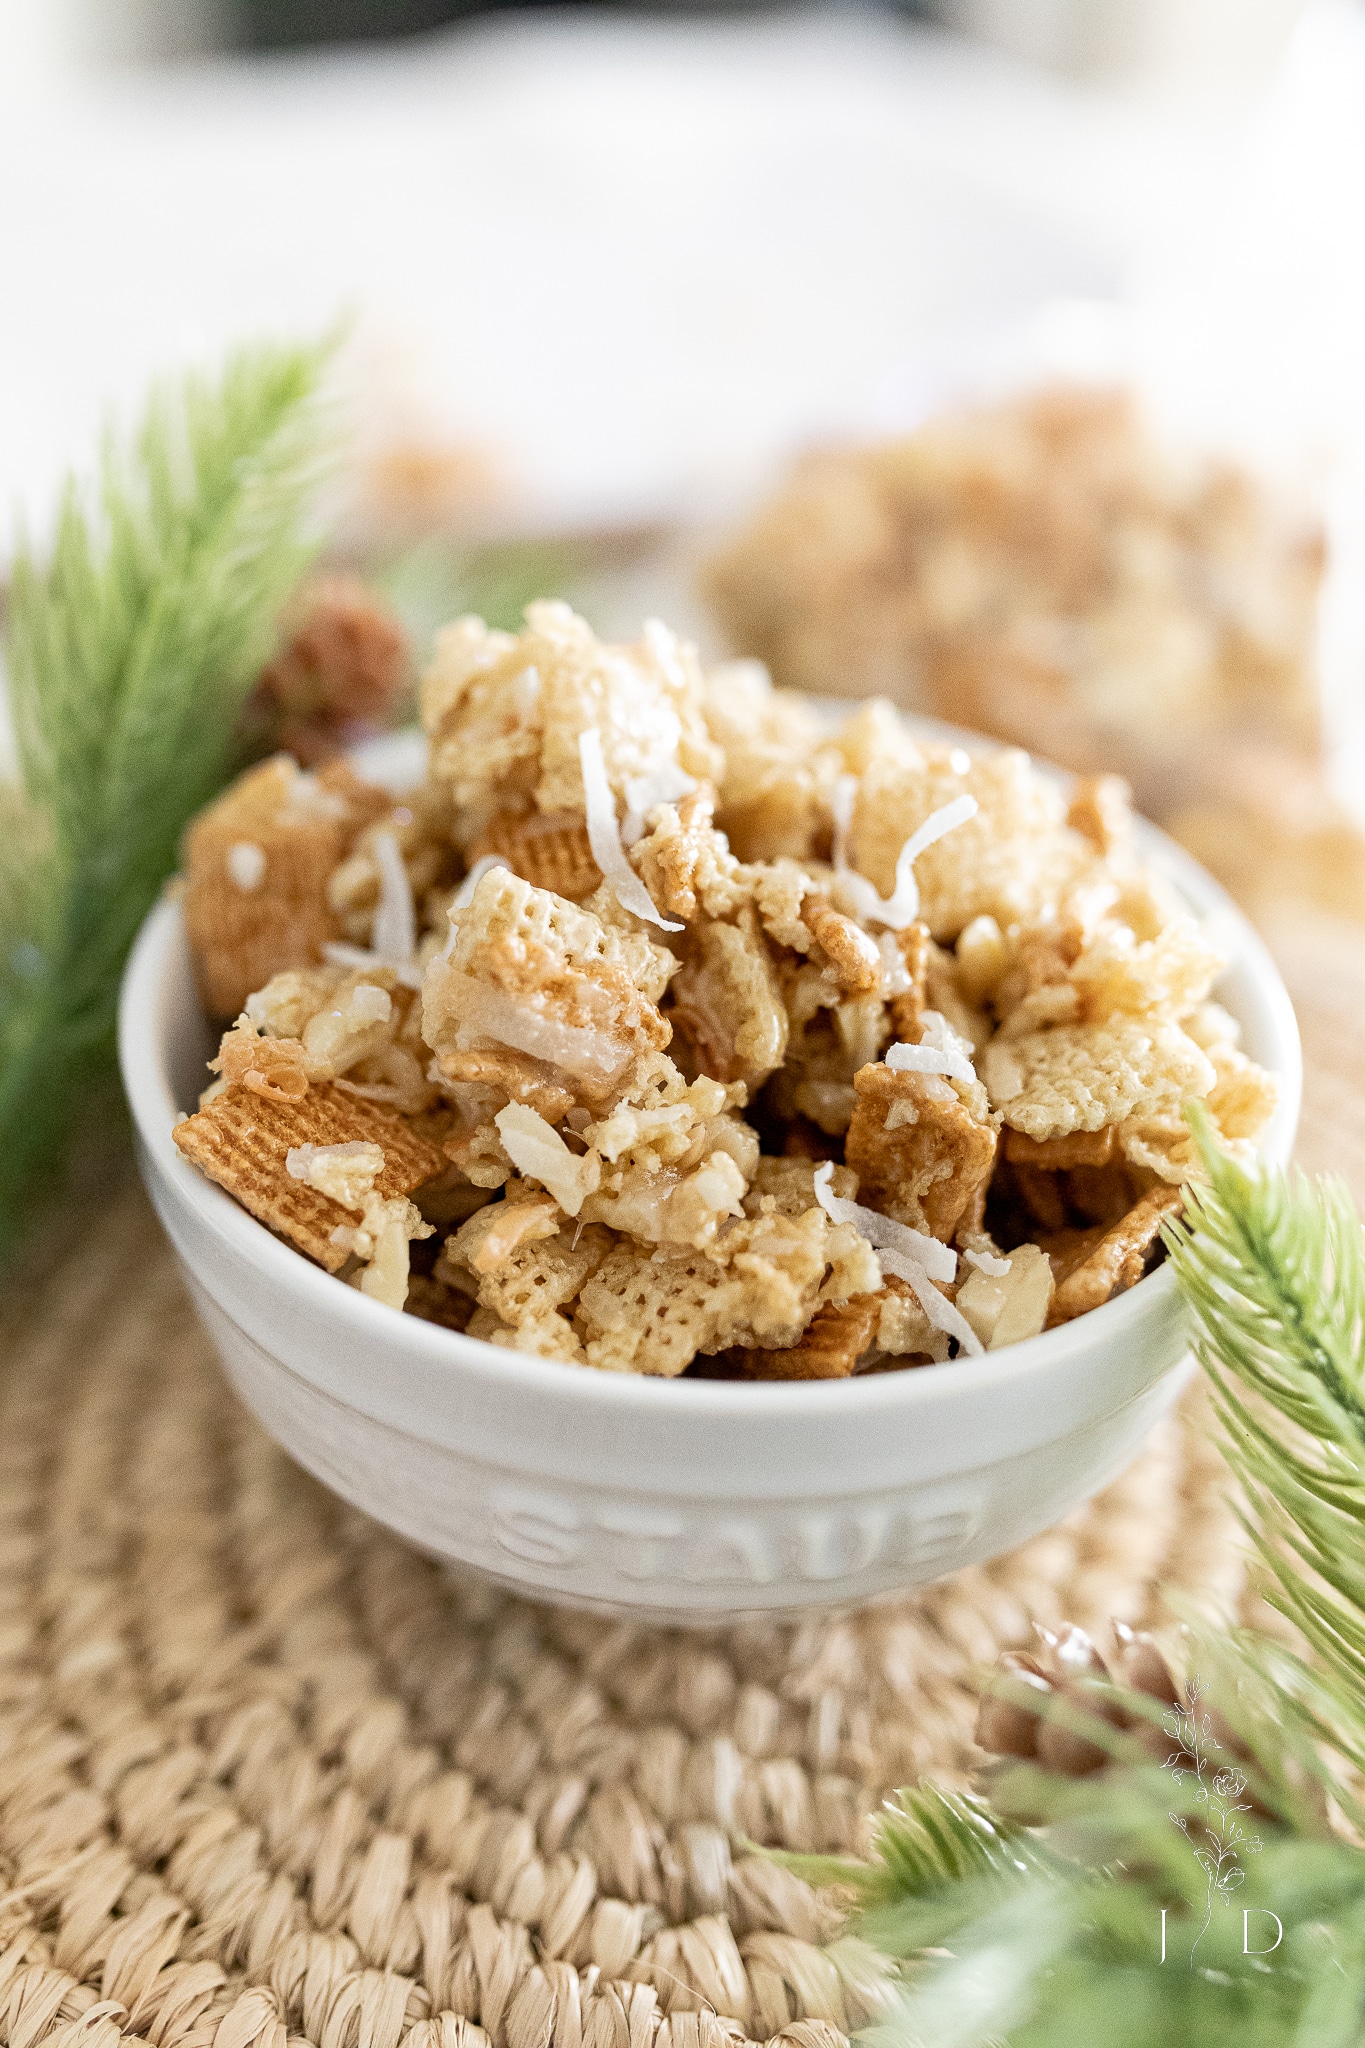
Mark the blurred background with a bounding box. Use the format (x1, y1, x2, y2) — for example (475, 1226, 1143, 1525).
(3, 0, 1365, 1182)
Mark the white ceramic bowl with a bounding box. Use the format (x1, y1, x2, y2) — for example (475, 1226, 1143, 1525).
(119, 742, 1300, 1623)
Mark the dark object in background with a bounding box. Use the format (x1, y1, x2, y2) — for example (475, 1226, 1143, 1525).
(233, 0, 489, 50)
(241, 574, 410, 763)
(231, 0, 876, 48)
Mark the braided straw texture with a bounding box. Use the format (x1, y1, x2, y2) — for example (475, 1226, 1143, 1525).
(0, 1183, 1248, 2048)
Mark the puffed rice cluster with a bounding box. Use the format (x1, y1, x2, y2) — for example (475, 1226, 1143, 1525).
(172, 599, 1276, 1379)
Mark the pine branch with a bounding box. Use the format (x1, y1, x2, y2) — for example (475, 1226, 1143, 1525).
(818, 1114, 1365, 2044)
(0, 338, 335, 1252)
(765, 1786, 1056, 1963)
(1166, 1108, 1365, 1803)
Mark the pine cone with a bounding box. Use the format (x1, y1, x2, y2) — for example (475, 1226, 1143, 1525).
(246, 575, 409, 764)
(976, 1621, 1307, 1829)
(975, 1621, 1181, 1776)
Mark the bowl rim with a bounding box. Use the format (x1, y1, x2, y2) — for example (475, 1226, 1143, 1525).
(120, 726, 1302, 1420)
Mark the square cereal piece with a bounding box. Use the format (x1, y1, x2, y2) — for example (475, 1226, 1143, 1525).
(849, 743, 1088, 944)
(576, 1208, 877, 1376)
(423, 866, 675, 1107)
(734, 1292, 882, 1380)
(1120, 1042, 1279, 1182)
(1045, 1184, 1184, 1327)
(182, 756, 392, 1019)
(471, 806, 602, 903)
(983, 1017, 1215, 1142)
(422, 602, 721, 832)
(173, 1081, 446, 1271)
(846, 1062, 997, 1243)
(1003, 1126, 1117, 1170)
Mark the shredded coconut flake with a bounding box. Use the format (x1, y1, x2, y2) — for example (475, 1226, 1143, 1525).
(831, 779, 979, 929)
(876, 1247, 985, 1358)
(621, 762, 698, 846)
(886, 1039, 977, 1086)
(494, 1103, 597, 1217)
(322, 942, 422, 990)
(579, 728, 684, 932)
(811, 1162, 980, 1356)
(322, 829, 422, 988)
(371, 830, 416, 966)
(812, 1163, 956, 1284)
(964, 1246, 1012, 1277)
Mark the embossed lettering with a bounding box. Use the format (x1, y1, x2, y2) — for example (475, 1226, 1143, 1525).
(489, 1487, 582, 1567)
(796, 1509, 891, 1581)
(875, 1499, 982, 1572)
(682, 1519, 775, 1584)
(596, 1505, 686, 1580)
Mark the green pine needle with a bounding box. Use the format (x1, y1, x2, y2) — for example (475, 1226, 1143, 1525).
(818, 1110, 1365, 2047)
(1170, 1114, 1365, 1720)
(0, 338, 335, 1252)
(766, 1785, 1055, 1961)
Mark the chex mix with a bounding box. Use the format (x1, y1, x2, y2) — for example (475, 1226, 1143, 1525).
(172, 602, 1275, 1378)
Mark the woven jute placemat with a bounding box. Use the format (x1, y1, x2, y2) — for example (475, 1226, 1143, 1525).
(0, 1170, 1256, 2048)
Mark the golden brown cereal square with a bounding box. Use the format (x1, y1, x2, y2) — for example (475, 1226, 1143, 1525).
(983, 1018, 1215, 1142)
(472, 807, 602, 902)
(845, 1062, 997, 1242)
(1046, 1184, 1184, 1326)
(182, 756, 392, 1019)
(172, 1081, 446, 1271)
(734, 1293, 882, 1380)
(423, 868, 675, 1109)
(1003, 1126, 1117, 1170)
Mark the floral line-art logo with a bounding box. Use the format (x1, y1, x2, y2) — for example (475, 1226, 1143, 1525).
(1161, 1677, 1264, 1964)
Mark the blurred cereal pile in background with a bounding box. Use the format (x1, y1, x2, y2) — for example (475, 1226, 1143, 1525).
(3, 0, 1365, 1190)
(705, 386, 1325, 827)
